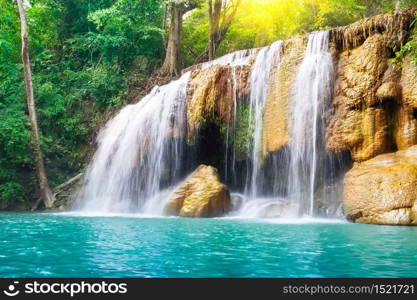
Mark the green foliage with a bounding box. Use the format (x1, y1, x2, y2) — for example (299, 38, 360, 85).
(0, 0, 28, 208)
(233, 102, 254, 160)
(0, 0, 165, 208)
(212, 115, 228, 141)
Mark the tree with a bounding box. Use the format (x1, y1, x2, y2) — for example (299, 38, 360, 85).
(159, 0, 200, 76)
(16, 0, 55, 209)
(206, 0, 241, 61)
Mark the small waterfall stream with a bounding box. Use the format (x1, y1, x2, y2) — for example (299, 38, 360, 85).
(77, 72, 190, 214)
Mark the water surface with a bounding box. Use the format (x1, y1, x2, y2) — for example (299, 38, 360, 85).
(1, 213, 416, 277)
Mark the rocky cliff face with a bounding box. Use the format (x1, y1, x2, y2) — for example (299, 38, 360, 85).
(175, 9, 417, 224)
(326, 34, 398, 161)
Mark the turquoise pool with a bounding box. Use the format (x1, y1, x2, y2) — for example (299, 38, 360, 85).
(1, 213, 416, 277)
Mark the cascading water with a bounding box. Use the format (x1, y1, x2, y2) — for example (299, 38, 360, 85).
(76, 72, 190, 214)
(206, 50, 260, 185)
(288, 31, 334, 217)
(224, 66, 239, 185)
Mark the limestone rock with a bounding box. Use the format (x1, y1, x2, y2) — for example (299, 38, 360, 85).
(164, 165, 231, 217)
(186, 65, 250, 142)
(344, 145, 417, 225)
(327, 11, 417, 162)
(394, 106, 417, 150)
(326, 34, 395, 161)
(262, 35, 307, 154)
(376, 81, 400, 100)
(330, 9, 415, 51)
(401, 57, 417, 109)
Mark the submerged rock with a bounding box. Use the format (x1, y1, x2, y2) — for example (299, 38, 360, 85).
(164, 165, 231, 217)
(344, 145, 417, 225)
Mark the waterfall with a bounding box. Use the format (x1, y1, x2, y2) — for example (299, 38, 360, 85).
(76, 47, 261, 216)
(224, 67, 239, 185)
(76, 72, 190, 214)
(288, 31, 334, 216)
(245, 41, 283, 199)
(231, 41, 284, 217)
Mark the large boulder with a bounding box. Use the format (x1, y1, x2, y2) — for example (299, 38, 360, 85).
(164, 165, 231, 217)
(344, 145, 417, 225)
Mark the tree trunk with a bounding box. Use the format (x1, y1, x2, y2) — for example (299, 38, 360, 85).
(208, 0, 222, 60)
(17, 0, 55, 209)
(159, 4, 184, 76)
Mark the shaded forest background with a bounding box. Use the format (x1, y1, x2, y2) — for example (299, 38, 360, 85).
(1, 0, 417, 209)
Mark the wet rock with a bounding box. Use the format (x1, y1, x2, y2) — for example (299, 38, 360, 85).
(164, 165, 231, 217)
(401, 57, 417, 109)
(395, 58, 417, 149)
(394, 106, 417, 150)
(186, 65, 251, 142)
(315, 183, 344, 218)
(258, 202, 290, 218)
(263, 35, 307, 154)
(230, 193, 245, 211)
(326, 12, 417, 162)
(326, 34, 394, 162)
(344, 145, 417, 225)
